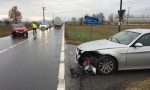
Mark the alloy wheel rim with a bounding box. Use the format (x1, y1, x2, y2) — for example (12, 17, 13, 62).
(99, 58, 113, 73)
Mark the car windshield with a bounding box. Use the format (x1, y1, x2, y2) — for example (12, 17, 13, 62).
(13, 24, 24, 28)
(109, 31, 141, 45)
(40, 22, 48, 25)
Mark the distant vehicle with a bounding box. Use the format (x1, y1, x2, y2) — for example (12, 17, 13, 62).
(11, 24, 28, 37)
(39, 22, 49, 30)
(76, 29, 150, 75)
(48, 22, 53, 28)
(53, 17, 62, 29)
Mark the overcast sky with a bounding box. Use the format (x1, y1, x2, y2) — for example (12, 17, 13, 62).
(0, 0, 150, 21)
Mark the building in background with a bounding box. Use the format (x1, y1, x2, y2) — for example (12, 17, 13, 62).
(113, 17, 150, 25)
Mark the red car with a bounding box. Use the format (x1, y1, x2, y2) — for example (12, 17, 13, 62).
(11, 24, 28, 37)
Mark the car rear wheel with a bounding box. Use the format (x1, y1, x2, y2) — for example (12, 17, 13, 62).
(97, 56, 117, 75)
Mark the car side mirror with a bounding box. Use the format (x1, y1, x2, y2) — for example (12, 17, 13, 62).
(134, 43, 143, 47)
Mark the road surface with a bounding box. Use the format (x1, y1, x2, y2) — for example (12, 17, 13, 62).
(0, 27, 63, 90)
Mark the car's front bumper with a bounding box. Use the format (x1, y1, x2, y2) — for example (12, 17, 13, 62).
(75, 48, 84, 63)
(13, 31, 27, 34)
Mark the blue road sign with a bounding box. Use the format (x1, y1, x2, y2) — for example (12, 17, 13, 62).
(84, 16, 100, 25)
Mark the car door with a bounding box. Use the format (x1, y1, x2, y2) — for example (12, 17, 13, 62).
(127, 33, 150, 67)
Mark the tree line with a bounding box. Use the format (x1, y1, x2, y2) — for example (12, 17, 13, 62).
(70, 12, 150, 25)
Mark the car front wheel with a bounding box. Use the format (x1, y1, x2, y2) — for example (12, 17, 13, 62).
(97, 56, 117, 75)
(24, 33, 28, 37)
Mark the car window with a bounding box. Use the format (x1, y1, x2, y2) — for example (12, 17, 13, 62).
(110, 31, 140, 45)
(13, 24, 24, 28)
(136, 34, 150, 46)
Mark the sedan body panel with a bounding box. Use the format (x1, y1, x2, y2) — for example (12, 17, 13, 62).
(127, 46, 150, 66)
(97, 48, 128, 69)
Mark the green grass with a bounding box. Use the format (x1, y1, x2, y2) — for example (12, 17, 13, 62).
(0, 25, 11, 38)
(125, 78, 150, 90)
(65, 24, 150, 45)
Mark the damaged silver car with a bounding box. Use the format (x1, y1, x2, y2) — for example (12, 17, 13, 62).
(76, 29, 150, 75)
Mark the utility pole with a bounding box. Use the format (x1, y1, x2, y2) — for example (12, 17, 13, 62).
(42, 7, 46, 22)
(118, 0, 122, 32)
(127, 7, 130, 26)
(53, 14, 55, 21)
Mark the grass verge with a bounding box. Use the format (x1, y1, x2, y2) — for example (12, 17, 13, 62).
(65, 24, 150, 45)
(125, 78, 150, 90)
(0, 25, 11, 38)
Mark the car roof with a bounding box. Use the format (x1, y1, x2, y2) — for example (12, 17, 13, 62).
(126, 29, 150, 34)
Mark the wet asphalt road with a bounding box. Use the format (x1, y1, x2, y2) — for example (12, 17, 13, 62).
(0, 27, 63, 90)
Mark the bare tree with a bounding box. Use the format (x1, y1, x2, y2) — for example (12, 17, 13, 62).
(146, 15, 149, 18)
(79, 17, 84, 25)
(0, 20, 2, 23)
(97, 12, 105, 24)
(92, 14, 97, 18)
(9, 6, 22, 23)
(3, 18, 11, 25)
(108, 14, 114, 24)
(141, 14, 145, 18)
(85, 14, 89, 16)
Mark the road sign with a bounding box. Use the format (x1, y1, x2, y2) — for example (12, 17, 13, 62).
(84, 16, 100, 25)
(118, 9, 126, 19)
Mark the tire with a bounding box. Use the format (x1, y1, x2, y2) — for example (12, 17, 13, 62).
(12, 32, 16, 37)
(96, 56, 117, 75)
(26, 33, 28, 37)
(24, 33, 28, 37)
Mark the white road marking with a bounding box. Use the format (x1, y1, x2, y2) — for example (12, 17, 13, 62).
(57, 25, 65, 90)
(0, 30, 38, 54)
(58, 63, 65, 79)
(60, 52, 65, 62)
(0, 37, 33, 54)
(0, 28, 54, 54)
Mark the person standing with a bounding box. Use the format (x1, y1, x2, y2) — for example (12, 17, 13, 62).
(32, 22, 38, 36)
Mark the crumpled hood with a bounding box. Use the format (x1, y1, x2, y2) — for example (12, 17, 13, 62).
(78, 39, 127, 51)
